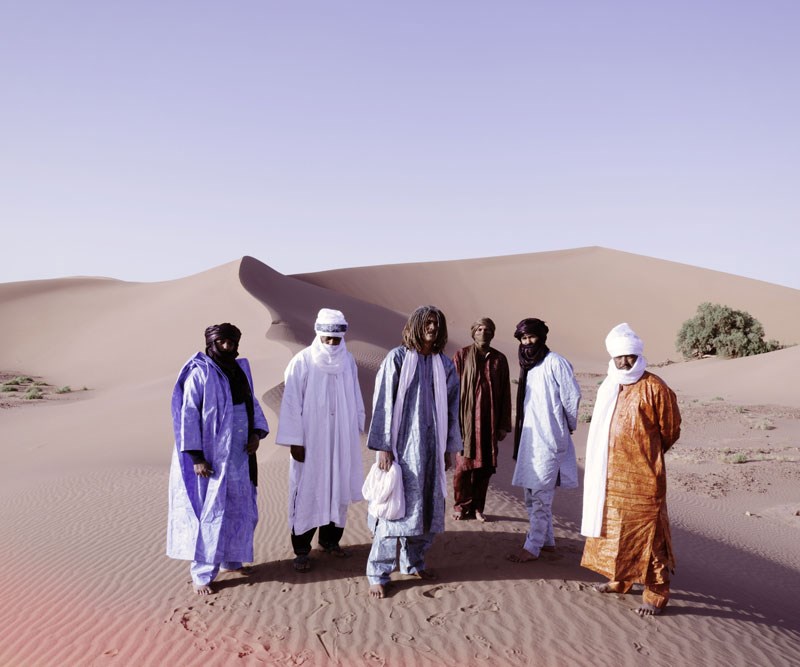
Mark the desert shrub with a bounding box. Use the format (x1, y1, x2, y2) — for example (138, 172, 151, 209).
(56, 386, 72, 394)
(1, 384, 18, 392)
(676, 303, 782, 359)
(24, 387, 43, 400)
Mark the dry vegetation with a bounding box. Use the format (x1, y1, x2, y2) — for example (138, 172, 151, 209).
(0, 372, 86, 409)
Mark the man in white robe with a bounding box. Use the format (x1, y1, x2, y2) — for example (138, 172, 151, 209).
(276, 309, 365, 572)
(366, 306, 462, 598)
(507, 318, 581, 563)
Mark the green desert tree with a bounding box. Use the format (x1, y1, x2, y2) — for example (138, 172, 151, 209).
(676, 302, 782, 359)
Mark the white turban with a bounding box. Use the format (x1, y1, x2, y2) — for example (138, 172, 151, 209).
(314, 308, 348, 337)
(605, 322, 644, 357)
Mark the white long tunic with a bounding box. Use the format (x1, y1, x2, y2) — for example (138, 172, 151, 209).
(511, 351, 581, 491)
(276, 345, 366, 535)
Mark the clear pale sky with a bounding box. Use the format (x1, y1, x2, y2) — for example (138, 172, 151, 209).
(3, 1, 799, 288)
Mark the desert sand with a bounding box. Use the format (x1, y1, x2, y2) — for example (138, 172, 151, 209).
(1, 247, 798, 667)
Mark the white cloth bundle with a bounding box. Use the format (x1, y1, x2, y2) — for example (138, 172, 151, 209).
(362, 348, 449, 519)
(361, 455, 406, 520)
(581, 324, 648, 537)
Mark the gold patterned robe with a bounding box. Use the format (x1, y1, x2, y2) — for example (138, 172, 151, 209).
(581, 372, 681, 585)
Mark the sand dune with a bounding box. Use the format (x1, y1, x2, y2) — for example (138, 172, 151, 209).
(296, 246, 800, 370)
(1, 249, 799, 666)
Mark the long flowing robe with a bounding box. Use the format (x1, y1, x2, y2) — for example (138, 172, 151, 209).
(167, 353, 269, 563)
(367, 346, 462, 536)
(453, 345, 512, 471)
(581, 372, 681, 584)
(511, 352, 581, 491)
(276, 345, 366, 535)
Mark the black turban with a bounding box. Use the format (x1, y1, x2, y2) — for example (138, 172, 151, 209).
(205, 323, 242, 347)
(514, 318, 549, 342)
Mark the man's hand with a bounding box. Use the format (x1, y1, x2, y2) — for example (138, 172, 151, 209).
(290, 445, 306, 463)
(378, 450, 394, 472)
(444, 452, 453, 471)
(246, 433, 260, 455)
(497, 429, 508, 441)
(194, 461, 214, 477)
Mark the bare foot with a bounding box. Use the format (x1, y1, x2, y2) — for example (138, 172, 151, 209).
(452, 510, 470, 520)
(222, 565, 254, 575)
(193, 583, 213, 596)
(474, 510, 489, 523)
(506, 549, 538, 563)
(369, 583, 387, 599)
(636, 603, 663, 617)
(593, 583, 614, 593)
(409, 569, 438, 580)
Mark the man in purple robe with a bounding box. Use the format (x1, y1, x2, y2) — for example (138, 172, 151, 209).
(167, 323, 269, 595)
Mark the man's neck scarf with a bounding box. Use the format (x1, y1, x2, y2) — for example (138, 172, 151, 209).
(203, 323, 259, 484)
(513, 343, 550, 459)
(393, 349, 450, 499)
(512, 318, 551, 460)
(580, 354, 647, 537)
(458, 344, 485, 459)
(310, 336, 348, 374)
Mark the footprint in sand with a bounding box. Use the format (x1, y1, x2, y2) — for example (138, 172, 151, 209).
(362, 651, 386, 665)
(179, 610, 208, 635)
(426, 612, 451, 627)
(421, 584, 462, 599)
(237, 644, 254, 658)
(466, 634, 492, 659)
(259, 624, 291, 641)
(333, 611, 357, 635)
(633, 642, 651, 655)
(391, 632, 432, 653)
(460, 599, 499, 614)
(504, 647, 526, 664)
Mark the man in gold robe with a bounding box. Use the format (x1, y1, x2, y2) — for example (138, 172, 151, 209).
(581, 323, 681, 616)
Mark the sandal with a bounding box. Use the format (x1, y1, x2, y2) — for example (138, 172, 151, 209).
(293, 555, 311, 572)
(322, 545, 351, 558)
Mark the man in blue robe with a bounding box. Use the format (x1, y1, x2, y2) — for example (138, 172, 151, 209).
(167, 323, 269, 595)
(366, 306, 462, 598)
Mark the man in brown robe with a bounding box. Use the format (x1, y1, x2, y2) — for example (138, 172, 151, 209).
(581, 323, 681, 616)
(452, 317, 512, 522)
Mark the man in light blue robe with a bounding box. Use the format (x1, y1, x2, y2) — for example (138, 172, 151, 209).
(507, 318, 581, 563)
(167, 323, 269, 594)
(366, 306, 462, 599)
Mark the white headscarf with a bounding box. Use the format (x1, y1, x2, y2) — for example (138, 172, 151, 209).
(310, 308, 349, 373)
(581, 323, 648, 537)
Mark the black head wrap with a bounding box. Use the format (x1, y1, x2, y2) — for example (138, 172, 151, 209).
(512, 318, 551, 460)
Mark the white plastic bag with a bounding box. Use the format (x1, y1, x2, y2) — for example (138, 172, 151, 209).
(361, 457, 405, 520)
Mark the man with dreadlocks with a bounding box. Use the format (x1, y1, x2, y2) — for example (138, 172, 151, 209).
(507, 318, 581, 564)
(452, 317, 512, 522)
(366, 306, 462, 598)
(167, 323, 269, 595)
